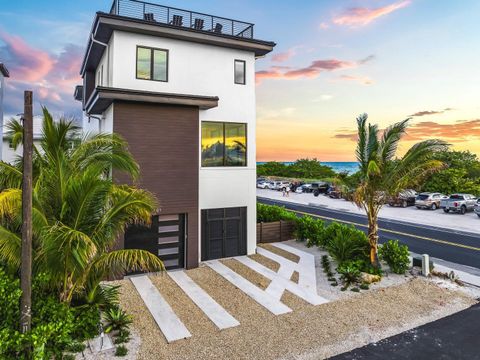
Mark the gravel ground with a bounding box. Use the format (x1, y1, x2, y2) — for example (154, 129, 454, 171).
(117, 267, 476, 360)
(222, 258, 271, 290)
(250, 253, 281, 272)
(258, 243, 300, 263)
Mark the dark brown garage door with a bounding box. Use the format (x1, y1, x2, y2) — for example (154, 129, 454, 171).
(201, 207, 247, 261)
(125, 214, 186, 269)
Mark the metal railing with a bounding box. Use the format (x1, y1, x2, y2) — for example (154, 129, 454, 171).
(110, 0, 254, 39)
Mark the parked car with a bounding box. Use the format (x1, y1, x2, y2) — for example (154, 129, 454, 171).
(295, 186, 305, 194)
(301, 184, 313, 193)
(388, 189, 417, 207)
(415, 192, 447, 210)
(312, 182, 330, 196)
(440, 194, 477, 214)
(269, 181, 291, 191)
(256, 181, 270, 189)
(475, 199, 480, 218)
(327, 185, 343, 199)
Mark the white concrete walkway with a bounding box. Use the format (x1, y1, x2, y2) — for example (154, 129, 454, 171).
(130, 275, 191, 343)
(168, 270, 240, 330)
(206, 260, 292, 315)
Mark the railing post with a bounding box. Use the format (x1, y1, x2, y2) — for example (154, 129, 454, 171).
(190, 12, 192, 28)
(143, 2, 145, 17)
(167, 7, 170, 23)
(232, 20, 234, 36)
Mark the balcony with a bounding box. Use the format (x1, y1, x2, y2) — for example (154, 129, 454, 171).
(110, 0, 254, 39)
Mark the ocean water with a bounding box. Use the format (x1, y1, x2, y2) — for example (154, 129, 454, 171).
(257, 161, 359, 174)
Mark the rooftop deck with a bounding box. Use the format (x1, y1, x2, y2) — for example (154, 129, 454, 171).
(110, 0, 255, 39)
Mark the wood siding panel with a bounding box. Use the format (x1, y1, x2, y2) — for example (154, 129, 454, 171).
(113, 102, 199, 269)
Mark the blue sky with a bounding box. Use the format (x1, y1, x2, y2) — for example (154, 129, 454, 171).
(1, 0, 480, 160)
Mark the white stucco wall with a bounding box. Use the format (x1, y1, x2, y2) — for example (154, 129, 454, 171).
(99, 30, 258, 259)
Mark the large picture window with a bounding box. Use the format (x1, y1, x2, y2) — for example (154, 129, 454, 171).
(202, 122, 247, 167)
(136, 46, 168, 82)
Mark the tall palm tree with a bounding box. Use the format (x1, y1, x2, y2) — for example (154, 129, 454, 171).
(353, 114, 448, 266)
(0, 108, 164, 304)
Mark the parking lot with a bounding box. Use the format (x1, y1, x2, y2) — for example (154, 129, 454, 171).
(256, 188, 479, 234)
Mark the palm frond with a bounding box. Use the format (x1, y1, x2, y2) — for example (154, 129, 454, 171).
(355, 113, 368, 174)
(379, 119, 409, 163)
(0, 225, 21, 269)
(91, 249, 165, 278)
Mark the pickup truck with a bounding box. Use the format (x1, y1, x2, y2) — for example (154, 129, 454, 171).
(475, 199, 480, 218)
(440, 194, 477, 214)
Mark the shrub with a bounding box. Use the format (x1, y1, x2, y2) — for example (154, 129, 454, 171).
(256, 203, 297, 223)
(295, 216, 324, 246)
(337, 263, 361, 286)
(325, 224, 369, 265)
(359, 283, 370, 290)
(115, 345, 128, 357)
(378, 240, 410, 274)
(350, 287, 360, 292)
(0, 268, 102, 359)
(104, 306, 133, 334)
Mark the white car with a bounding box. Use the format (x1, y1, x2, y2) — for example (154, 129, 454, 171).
(257, 181, 270, 189)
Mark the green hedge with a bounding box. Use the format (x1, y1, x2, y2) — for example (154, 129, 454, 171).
(257, 203, 297, 223)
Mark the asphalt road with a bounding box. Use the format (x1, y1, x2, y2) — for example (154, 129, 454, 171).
(258, 197, 480, 270)
(330, 303, 480, 360)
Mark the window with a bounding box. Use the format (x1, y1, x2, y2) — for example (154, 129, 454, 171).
(234, 60, 246, 85)
(136, 46, 168, 82)
(202, 122, 247, 167)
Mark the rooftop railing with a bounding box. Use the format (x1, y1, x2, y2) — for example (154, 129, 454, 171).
(110, 0, 254, 39)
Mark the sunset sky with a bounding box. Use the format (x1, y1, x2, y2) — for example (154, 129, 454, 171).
(1, 0, 480, 161)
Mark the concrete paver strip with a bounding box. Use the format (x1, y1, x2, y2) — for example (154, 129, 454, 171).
(237, 256, 328, 305)
(130, 275, 191, 343)
(206, 260, 292, 315)
(272, 242, 318, 290)
(167, 270, 240, 330)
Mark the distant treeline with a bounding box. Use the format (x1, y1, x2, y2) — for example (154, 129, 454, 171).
(257, 152, 480, 196)
(257, 158, 336, 180)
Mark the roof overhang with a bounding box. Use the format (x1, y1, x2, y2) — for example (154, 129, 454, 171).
(81, 12, 276, 75)
(0, 63, 10, 78)
(85, 86, 219, 114)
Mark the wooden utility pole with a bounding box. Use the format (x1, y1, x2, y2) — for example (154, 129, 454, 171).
(20, 90, 33, 333)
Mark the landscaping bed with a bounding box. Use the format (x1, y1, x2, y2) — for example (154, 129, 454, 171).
(115, 246, 478, 360)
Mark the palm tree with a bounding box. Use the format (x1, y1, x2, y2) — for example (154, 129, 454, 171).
(353, 114, 448, 266)
(0, 108, 164, 304)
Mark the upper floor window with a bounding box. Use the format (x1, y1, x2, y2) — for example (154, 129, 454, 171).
(136, 46, 168, 82)
(234, 60, 246, 85)
(202, 122, 247, 167)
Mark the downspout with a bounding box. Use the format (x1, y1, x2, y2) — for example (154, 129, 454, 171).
(90, 34, 110, 86)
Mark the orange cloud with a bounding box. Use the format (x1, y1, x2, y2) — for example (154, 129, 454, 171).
(333, 119, 480, 143)
(271, 48, 297, 63)
(336, 74, 373, 85)
(333, 0, 411, 27)
(256, 57, 368, 84)
(409, 108, 454, 117)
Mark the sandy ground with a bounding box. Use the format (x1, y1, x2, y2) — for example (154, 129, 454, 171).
(115, 243, 478, 360)
(257, 188, 479, 234)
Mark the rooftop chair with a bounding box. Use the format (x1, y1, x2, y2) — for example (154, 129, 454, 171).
(192, 18, 205, 30)
(212, 22, 223, 34)
(169, 15, 183, 27)
(144, 13, 155, 22)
